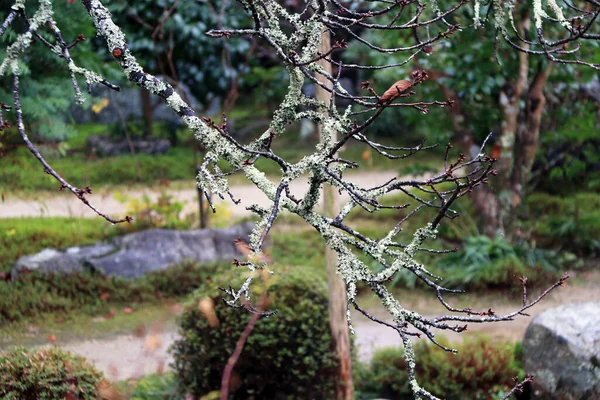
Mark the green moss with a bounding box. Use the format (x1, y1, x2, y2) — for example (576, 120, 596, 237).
(0, 262, 223, 324)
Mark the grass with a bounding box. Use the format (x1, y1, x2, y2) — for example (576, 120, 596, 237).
(0, 302, 179, 348)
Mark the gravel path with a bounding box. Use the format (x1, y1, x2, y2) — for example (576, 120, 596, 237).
(0, 170, 403, 219)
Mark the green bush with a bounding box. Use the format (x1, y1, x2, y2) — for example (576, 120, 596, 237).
(0, 262, 221, 324)
(172, 266, 339, 399)
(0, 346, 104, 399)
(355, 336, 524, 400)
(527, 192, 600, 256)
(122, 373, 185, 399)
(435, 235, 573, 289)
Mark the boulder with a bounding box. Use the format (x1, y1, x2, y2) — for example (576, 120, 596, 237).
(523, 302, 600, 399)
(12, 223, 255, 279)
(12, 244, 116, 276)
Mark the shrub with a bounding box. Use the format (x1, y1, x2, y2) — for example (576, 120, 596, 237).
(355, 336, 524, 400)
(123, 373, 184, 399)
(527, 192, 600, 256)
(0, 346, 104, 399)
(0, 262, 221, 324)
(172, 266, 339, 399)
(435, 235, 574, 289)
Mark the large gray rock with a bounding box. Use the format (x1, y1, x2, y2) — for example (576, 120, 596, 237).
(12, 244, 116, 276)
(523, 302, 600, 399)
(12, 223, 255, 279)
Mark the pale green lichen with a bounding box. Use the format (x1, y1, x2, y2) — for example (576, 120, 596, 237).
(36, 3, 461, 398)
(547, 0, 571, 29)
(0, 0, 53, 77)
(533, 0, 548, 30)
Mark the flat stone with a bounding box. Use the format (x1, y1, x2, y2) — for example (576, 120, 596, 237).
(12, 243, 116, 277)
(11, 223, 255, 279)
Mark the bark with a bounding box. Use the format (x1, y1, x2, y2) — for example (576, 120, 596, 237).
(512, 62, 554, 200)
(140, 87, 154, 137)
(315, 30, 353, 400)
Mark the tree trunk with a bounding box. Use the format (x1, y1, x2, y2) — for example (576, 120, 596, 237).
(315, 29, 353, 400)
(140, 88, 154, 137)
(511, 61, 553, 203)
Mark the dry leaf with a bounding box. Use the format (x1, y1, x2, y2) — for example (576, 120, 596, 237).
(198, 297, 219, 328)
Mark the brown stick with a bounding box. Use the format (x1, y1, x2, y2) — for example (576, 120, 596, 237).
(220, 293, 266, 400)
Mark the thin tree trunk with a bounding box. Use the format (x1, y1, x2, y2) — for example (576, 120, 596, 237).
(315, 29, 353, 400)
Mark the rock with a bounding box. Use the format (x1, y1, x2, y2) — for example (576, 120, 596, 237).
(87, 135, 171, 157)
(12, 244, 116, 276)
(12, 223, 255, 279)
(523, 302, 600, 399)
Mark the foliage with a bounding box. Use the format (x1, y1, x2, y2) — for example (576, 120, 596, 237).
(355, 336, 524, 400)
(0, 1, 118, 143)
(172, 266, 338, 399)
(0, 262, 221, 324)
(0, 217, 113, 273)
(436, 235, 574, 289)
(114, 190, 194, 232)
(527, 192, 600, 256)
(104, 0, 254, 103)
(123, 373, 184, 400)
(0, 346, 104, 399)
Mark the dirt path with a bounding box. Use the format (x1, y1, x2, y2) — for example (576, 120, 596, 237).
(0, 170, 402, 219)
(43, 270, 600, 380)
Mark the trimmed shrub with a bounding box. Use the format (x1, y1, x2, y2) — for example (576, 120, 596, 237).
(0, 346, 104, 399)
(355, 336, 524, 400)
(172, 266, 339, 399)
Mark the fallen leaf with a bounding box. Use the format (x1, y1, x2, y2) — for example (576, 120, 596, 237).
(198, 297, 219, 328)
(145, 334, 161, 351)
